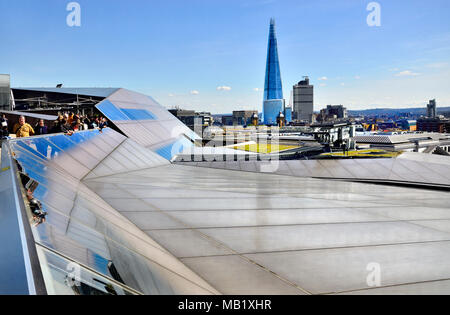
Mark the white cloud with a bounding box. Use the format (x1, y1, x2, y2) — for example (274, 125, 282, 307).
(340, 83, 345, 86)
(395, 70, 420, 77)
(354, 75, 361, 80)
(168, 93, 174, 97)
(253, 88, 263, 92)
(190, 90, 200, 95)
(217, 86, 232, 91)
(318, 76, 328, 81)
(319, 83, 327, 87)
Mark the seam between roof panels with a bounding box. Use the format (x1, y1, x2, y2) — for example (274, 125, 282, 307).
(324, 277, 450, 295)
(177, 239, 450, 259)
(112, 182, 313, 295)
(140, 218, 450, 231)
(180, 161, 450, 189)
(80, 136, 128, 182)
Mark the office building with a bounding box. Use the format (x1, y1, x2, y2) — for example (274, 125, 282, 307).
(284, 106, 292, 124)
(221, 115, 234, 126)
(319, 105, 348, 122)
(169, 109, 213, 131)
(196, 111, 214, 127)
(417, 117, 450, 133)
(293, 77, 314, 123)
(262, 19, 285, 125)
(169, 108, 197, 128)
(396, 119, 417, 131)
(427, 99, 437, 118)
(233, 110, 258, 126)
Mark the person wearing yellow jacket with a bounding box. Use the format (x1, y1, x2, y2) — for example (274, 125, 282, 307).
(13, 116, 35, 138)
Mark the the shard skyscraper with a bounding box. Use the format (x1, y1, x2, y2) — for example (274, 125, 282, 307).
(263, 19, 285, 125)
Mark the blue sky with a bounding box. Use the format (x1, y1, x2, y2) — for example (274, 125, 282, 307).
(1, 0, 450, 113)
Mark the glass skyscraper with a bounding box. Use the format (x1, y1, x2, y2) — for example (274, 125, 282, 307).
(263, 19, 284, 125)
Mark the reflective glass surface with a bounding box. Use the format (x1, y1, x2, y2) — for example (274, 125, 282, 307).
(284, 107, 292, 123)
(83, 162, 450, 294)
(263, 99, 284, 125)
(36, 245, 137, 295)
(96, 89, 199, 160)
(97, 100, 130, 121)
(191, 154, 450, 188)
(155, 137, 194, 160)
(120, 108, 156, 121)
(8, 129, 218, 295)
(264, 19, 283, 101)
(5, 112, 450, 295)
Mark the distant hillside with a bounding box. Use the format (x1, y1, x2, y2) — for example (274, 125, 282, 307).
(348, 107, 450, 116)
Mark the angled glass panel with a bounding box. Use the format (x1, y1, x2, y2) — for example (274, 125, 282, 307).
(46, 134, 80, 151)
(15, 140, 48, 160)
(120, 108, 156, 121)
(45, 135, 101, 169)
(97, 100, 130, 121)
(7, 127, 220, 295)
(155, 137, 194, 160)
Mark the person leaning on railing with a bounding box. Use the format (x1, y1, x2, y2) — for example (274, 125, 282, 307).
(13, 116, 35, 138)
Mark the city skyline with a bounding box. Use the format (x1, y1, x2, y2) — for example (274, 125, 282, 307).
(1, 0, 450, 113)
